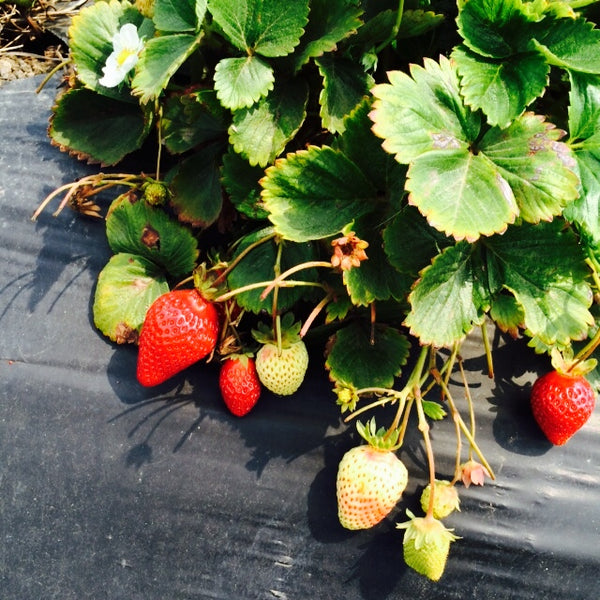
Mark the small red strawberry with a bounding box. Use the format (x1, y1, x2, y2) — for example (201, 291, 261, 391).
(336, 419, 408, 530)
(137, 289, 219, 387)
(531, 369, 596, 445)
(219, 355, 261, 417)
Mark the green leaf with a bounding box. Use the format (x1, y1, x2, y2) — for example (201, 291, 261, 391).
(484, 221, 593, 346)
(406, 148, 518, 241)
(405, 242, 487, 347)
(153, 0, 206, 32)
(207, 0, 309, 56)
(315, 53, 372, 134)
(489, 292, 525, 338)
(421, 400, 447, 420)
(69, 0, 147, 99)
(370, 56, 481, 165)
(48, 88, 150, 165)
(292, 0, 363, 70)
(453, 45, 549, 128)
(221, 150, 269, 219)
(94, 253, 169, 343)
(260, 145, 377, 242)
(533, 17, 600, 74)
(456, 0, 541, 59)
(480, 112, 579, 222)
(229, 78, 308, 167)
(397, 9, 445, 39)
(342, 214, 412, 306)
(106, 193, 199, 277)
(132, 33, 201, 103)
(214, 55, 275, 110)
(168, 143, 225, 227)
(162, 89, 229, 154)
(226, 230, 318, 313)
(568, 71, 600, 141)
(565, 143, 600, 242)
(325, 321, 410, 389)
(334, 97, 406, 196)
(383, 205, 453, 276)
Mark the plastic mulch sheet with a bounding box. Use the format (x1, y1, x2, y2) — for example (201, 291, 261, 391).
(1, 75, 599, 600)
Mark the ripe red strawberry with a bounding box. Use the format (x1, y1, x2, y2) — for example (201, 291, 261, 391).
(137, 289, 219, 387)
(530, 369, 596, 445)
(219, 355, 261, 417)
(336, 419, 408, 530)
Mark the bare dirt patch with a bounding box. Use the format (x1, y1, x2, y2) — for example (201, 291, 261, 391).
(0, 1, 81, 85)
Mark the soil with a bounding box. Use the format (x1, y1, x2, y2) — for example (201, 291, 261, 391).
(0, 1, 78, 85)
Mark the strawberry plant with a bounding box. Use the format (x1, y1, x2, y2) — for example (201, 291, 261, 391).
(34, 0, 600, 582)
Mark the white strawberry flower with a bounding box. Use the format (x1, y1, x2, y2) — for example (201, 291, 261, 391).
(98, 23, 144, 88)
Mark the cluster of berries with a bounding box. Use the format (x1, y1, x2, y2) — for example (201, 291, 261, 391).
(135, 287, 309, 416)
(133, 278, 596, 583)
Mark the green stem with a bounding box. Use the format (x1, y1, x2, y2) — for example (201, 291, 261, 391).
(585, 256, 600, 294)
(571, 325, 600, 371)
(396, 397, 414, 448)
(481, 321, 494, 379)
(35, 59, 71, 94)
(374, 0, 404, 53)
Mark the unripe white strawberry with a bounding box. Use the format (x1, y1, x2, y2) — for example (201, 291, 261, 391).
(420, 479, 460, 519)
(397, 511, 459, 581)
(255, 340, 309, 396)
(336, 419, 408, 530)
(252, 314, 309, 396)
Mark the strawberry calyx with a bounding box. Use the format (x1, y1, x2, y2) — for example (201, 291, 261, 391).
(252, 313, 302, 349)
(220, 351, 254, 366)
(550, 346, 597, 378)
(192, 263, 227, 302)
(356, 417, 401, 452)
(397, 509, 460, 581)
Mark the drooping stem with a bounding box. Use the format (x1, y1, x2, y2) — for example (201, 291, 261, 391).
(458, 356, 477, 441)
(259, 260, 333, 300)
(271, 241, 284, 331)
(31, 173, 142, 220)
(155, 101, 164, 181)
(214, 280, 325, 303)
(415, 386, 436, 520)
(35, 59, 71, 93)
(433, 370, 495, 480)
(300, 292, 333, 338)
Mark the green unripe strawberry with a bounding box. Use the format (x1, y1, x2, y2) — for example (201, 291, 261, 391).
(398, 511, 459, 581)
(142, 181, 169, 206)
(420, 480, 460, 519)
(255, 340, 308, 396)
